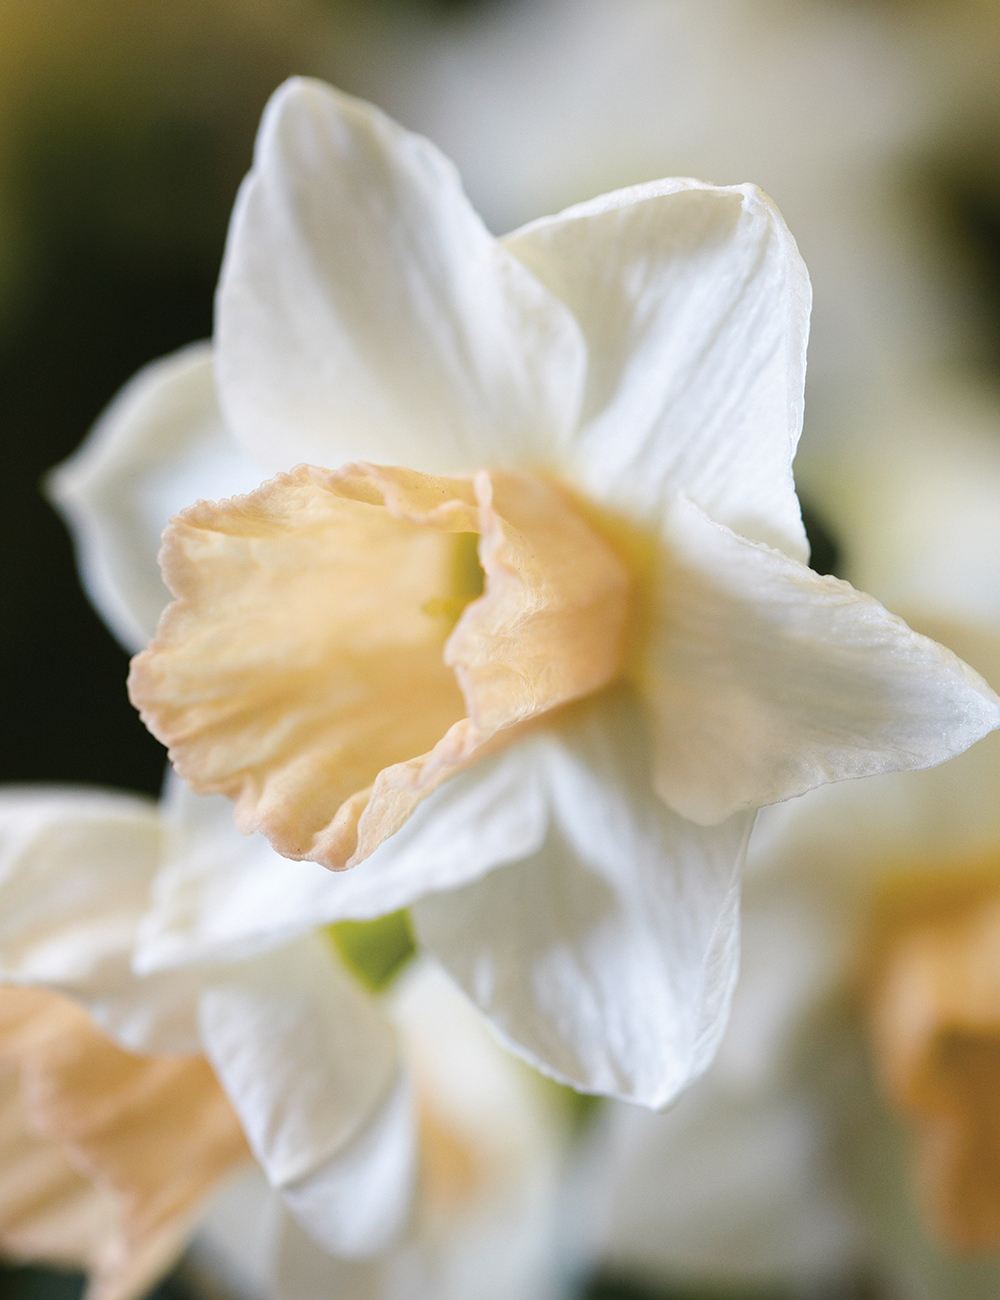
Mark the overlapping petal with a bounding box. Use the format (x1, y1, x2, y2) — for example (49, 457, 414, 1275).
(136, 752, 549, 972)
(216, 78, 585, 476)
(194, 961, 577, 1300)
(46, 344, 264, 653)
(0, 787, 229, 1054)
(413, 690, 753, 1107)
(504, 179, 810, 558)
(0, 788, 159, 994)
(646, 496, 1000, 825)
(197, 934, 411, 1257)
(0, 789, 414, 1260)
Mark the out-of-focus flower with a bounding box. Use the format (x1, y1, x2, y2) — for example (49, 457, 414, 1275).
(55, 76, 1000, 1111)
(192, 960, 579, 1300)
(0, 980, 248, 1300)
(0, 784, 579, 1299)
(0, 785, 413, 1291)
(594, 378, 1000, 1298)
(361, 0, 974, 404)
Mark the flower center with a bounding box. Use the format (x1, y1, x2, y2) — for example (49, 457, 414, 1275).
(421, 530, 486, 628)
(129, 461, 632, 870)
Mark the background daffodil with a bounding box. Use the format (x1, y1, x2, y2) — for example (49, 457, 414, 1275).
(0, 784, 581, 1299)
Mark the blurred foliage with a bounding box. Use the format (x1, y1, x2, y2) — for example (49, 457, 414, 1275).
(0, 1261, 882, 1300)
(800, 499, 842, 578)
(328, 911, 418, 991)
(581, 1275, 879, 1300)
(563, 1086, 604, 1134)
(326, 0, 523, 14)
(944, 172, 1000, 368)
(0, 1262, 198, 1299)
(0, 0, 342, 793)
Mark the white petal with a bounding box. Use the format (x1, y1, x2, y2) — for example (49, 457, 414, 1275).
(197, 933, 413, 1256)
(216, 79, 585, 476)
(0, 787, 159, 990)
(710, 867, 853, 1090)
(390, 961, 576, 1300)
(597, 871, 872, 1284)
(503, 180, 810, 558)
(46, 343, 264, 653)
(750, 725, 1000, 909)
(136, 750, 549, 972)
(599, 1079, 859, 1285)
(274, 1210, 387, 1300)
(648, 496, 1000, 826)
(188, 1167, 281, 1300)
(191, 1177, 387, 1300)
(413, 691, 753, 1109)
(0, 786, 231, 1055)
(280, 1076, 414, 1259)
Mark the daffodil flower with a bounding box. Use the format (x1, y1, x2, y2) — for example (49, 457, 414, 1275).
(54, 78, 1000, 1109)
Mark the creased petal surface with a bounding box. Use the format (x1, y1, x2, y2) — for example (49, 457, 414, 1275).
(413, 690, 753, 1108)
(279, 1077, 414, 1260)
(47, 344, 263, 653)
(217, 78, 585, 475)
(744, 627, 1000, 910)
(0, 787, 214, 1055)
(647, 496, 1000, 826)
(504, 180, 810, 558)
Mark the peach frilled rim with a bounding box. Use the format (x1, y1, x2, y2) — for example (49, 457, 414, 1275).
(128, 462, 631, 871)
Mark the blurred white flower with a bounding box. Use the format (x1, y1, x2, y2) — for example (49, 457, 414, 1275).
(0, 783, 578, 1300)
(359, 0, 973, 403)
(0, 783, 413, 1279)
(191, 960, 579, 1300)
(0, 971, 248, 1300)
(52, 77, 1000, 1112)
